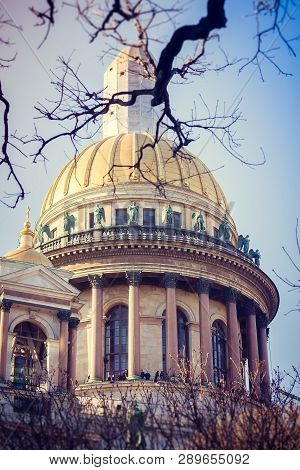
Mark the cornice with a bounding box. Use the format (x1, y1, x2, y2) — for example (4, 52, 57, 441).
(47, 244, 278, 319)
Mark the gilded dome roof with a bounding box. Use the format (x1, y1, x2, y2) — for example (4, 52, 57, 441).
(41, 133, 229, 214)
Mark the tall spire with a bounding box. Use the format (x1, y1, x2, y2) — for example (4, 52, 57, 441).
(19, 206, 34, 249)
(102, 47, 156, 138)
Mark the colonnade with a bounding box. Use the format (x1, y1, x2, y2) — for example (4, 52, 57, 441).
(87, 272, 270, 397)
(0, 273, 270, 398)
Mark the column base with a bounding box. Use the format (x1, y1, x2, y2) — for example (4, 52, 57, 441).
(127, 375, 141, 381)
(88, 377, 103, 384)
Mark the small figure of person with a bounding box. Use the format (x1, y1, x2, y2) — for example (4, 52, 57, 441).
(144, 372, 151, 380)
(160, 371, 165, 381)
(140, 370, 145, 379)
(154, 371, 159, 383)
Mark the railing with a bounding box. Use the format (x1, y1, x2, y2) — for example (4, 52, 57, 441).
(39, 225, 258, 267)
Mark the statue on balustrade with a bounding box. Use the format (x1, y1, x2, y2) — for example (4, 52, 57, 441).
(192, 211, 206, 232)
(63, 212, 76, 234)
(37, 224, 51, 245)
(249, 248, 261, 267)
(218, 214, 230, 243)
(237, 234, 250, 254)
(94, 204, 105, 227)
(127, 201, 139, 225)
(164, 204, 174, 227)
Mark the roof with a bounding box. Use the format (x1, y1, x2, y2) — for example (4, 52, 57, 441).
(41, 132, 230, 214)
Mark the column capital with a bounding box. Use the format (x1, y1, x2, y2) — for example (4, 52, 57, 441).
(244, 299, 257, 315)
(57, 310, 71, 322)
(69, 317, 80, 329)
(196, 278, 211, 294)
(225, 287, 239, 303)
(88, 274, 105, 289)
(0, 299, 12, 312)
(126, 271, 142, 286)
(257, 313, 268, 328)
(163, 272, 180, 288)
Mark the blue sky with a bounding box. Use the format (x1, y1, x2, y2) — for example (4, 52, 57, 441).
(0, 0, 299, 382)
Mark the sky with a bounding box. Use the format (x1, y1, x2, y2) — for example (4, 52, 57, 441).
(0, 0, 299, 384)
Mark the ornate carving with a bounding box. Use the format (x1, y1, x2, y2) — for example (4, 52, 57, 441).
(163, 272, 180, 288)
(196, 278, 210, 294)
(57, 310, 71, 322)
(69, 317, 80, 329)
(126, 271, 143, 286)
(0, 299, 12, 312)
(257, 314, 268, 328)
(88, 274, 104, 289)
(244, 299, 257, 315)
(225, 287, 239, 303)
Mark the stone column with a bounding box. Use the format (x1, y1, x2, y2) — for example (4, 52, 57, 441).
(163, 273, 179, 376)
(88, 274, 105, 382)
(57, 309, 71, 389)
(245, 300, 260, 398)
(0, 300, 12, 382)
(257, 314, 270, 401)
(225, 288, 242, 386)
(67, 317, 80, 390)
(196, 279, 213, 383)
(126, 271, 142, 380)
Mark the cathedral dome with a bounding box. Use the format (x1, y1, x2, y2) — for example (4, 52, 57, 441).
(41, 132, 230, 214)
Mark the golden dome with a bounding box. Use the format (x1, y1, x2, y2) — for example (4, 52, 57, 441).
(41, 133, 229, 214)
(4, 209, 53, 267)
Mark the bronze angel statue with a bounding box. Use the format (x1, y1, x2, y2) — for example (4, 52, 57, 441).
(37, 224, 51, 245)
(249, 249, 261, 267)
(63, 212, 76, 234)
(192, 211, 205, 232)
(94, 204, 105, 226)
(237, 234, 250, 254)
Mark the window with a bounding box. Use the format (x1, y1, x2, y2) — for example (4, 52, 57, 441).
(104, 305, 128, 379)
(173, 212, 181, 228)
(12, 322, 47, 389)
(177, 310, 189, 361)
(162, 309, 189, 373)
(115, 209, 128, 226)
(89, 212, 94, 229)
(50, 228, 57, 239)
(214, 227, 219, 238)
(143, 208, 155, 226)
(212, 321, 227, 384)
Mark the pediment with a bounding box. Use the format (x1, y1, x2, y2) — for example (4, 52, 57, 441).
(0, 265, 79, 295)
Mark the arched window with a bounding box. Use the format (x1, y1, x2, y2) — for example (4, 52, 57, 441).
(104, 305, 128, 380)
(162, 309, 190, 373)
(212, 320, 227, 384)
(12, 322, 47, 389)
